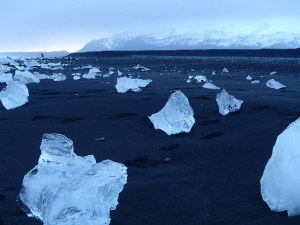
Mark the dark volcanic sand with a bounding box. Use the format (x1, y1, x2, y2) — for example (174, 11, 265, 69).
(0, 56, 300, 225)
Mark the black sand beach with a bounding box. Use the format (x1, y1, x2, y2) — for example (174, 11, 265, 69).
(1, 55, 300, 225)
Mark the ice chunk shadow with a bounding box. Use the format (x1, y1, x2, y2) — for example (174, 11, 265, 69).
(252, 105, 277, 110)
(59, 117, 84, 123)
(198, 119, 221, 126)
(202, 132, 225, 139)
(123, 157, 161, 168)
(159, 144, 180, 151)
(110, 113, 138, 119)
(32, 115, 54, 121)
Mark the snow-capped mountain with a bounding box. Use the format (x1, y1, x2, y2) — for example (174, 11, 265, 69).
(79, 31, 300, 52)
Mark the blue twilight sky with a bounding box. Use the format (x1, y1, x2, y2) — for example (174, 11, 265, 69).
(0, 0, 299, 52)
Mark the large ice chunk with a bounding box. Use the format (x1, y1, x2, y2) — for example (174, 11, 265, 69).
(260, 118, 300, 216)
(0, 81, 29, 110)
(115, 77, 152, 93)
(148, 90, 195, 135)
(19, 133, 127, 225)
(0, 72, 13, 83)
(14, 70, 40, 84)
(216, 89, 243, 116)
(266, 79, 286, 89)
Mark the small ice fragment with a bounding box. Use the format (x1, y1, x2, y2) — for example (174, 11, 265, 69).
(18, 133, 127, 225)
(251, 80, 260, 84)
(260, 118, 300, 216)
(148, 90, 195, 135)
(115, 77, 152, 93)
(0, 81, 29, 110)
(117, 70, 123, 76)
(222, 68, 229, 73)
(73, 75, 81, 80)
(133, 64, 150, 71)
(246, 75, 252, 80)
(94, 137, 106, 142)
(202, 82, 220, 90)
(266, 79, 286, 89)
(270, 71, 277, 75)
(211, 71, 216, 76)
(194, 75, 207, 83)
(14, 70, 40, 84)
(49, 73, 66, 81)
(216, 89, 243, 116)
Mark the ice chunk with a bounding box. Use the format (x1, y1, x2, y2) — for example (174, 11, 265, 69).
(108, 70, 114, 75)
(133, 64, 150, 71)
(82, 72, 96, 79)
(148, 90, 195, 135)
(73, 75, 81, 80)
(49, 73, 66, 81)
(266, 79, 286, 89)
(89, 67, 101, 73)
(19, 133, 127, 225)
(14, 70, 40, 84)
(115, 77, 152, 93)
(251, 80, 260, 84)
(24, 59, 40, 69)
(216, 89, 243, 116)
(32, 72, 49, 80)
(194, 75, 207, 83)
(0, 81, 29, 110)
(211, 70, 216, 76)
(117, 70, 123, 76)
(222, 67, 229, 73)
(81, 65, 93, 69)
(202, 82, 220, 90)
(270, 71, 277, 75)
(260, 118, 300, 216)
(0, 64, 11, 73)
(246, 75, 252, 80)
(0, 72, 13, 83)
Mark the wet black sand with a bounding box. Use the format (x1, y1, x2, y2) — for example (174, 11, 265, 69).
(0, 55, 300, 225)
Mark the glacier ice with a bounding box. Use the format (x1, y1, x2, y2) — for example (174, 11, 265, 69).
(117, 70, 123, 76)
(251, 80, 260, 84)
(246, 75, 252, 80)
(0, 72, 13, 83)
(216, 89, 243, 116)
(115, 77, 152, 93)
(270, 71, 277, 75)
(202, 82, 220, 90)
(266, 79, 286, 89)
(260, 118, 300, 216)
(0, 81, 29, 110)
(14, 70, 40, 84)
(19, 133, 127, 225)
(148, 90, 195, 135)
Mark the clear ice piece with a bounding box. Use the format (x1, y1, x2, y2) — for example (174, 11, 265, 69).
(19, 133, 127, 225)
(115, 77, 152, 93)
(0, 81, 29, 110)
(260, 118, 300, 216)
(14, 70, 40, 84)
(216, 89, 243, 116)
(202, 82, 220, 90)
(148, 90, 195, 135)
(266, 79, 286, 89)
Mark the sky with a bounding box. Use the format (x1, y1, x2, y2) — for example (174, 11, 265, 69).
(0, 0, 299, 52)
